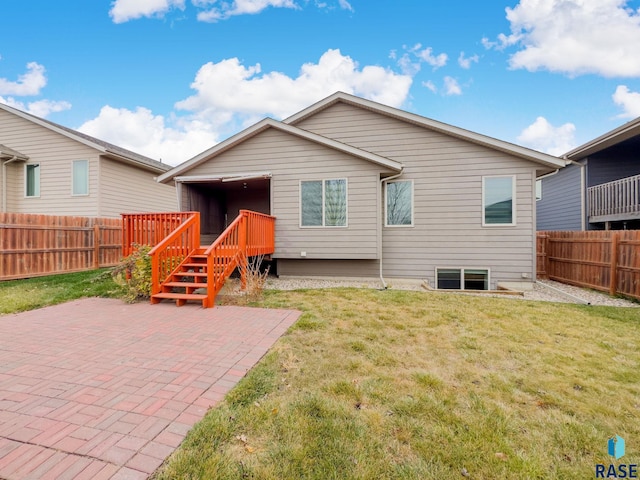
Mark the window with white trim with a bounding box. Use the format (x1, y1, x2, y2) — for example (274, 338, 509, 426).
(483, 175, 515, 226)
(72, 160, 89, 196)
(25, 163, 40, 197)
(300, 179, 347, 227)
(535, 180, 542, 201)
(436, 268, 489, 290)
(385, 180, 413, 226)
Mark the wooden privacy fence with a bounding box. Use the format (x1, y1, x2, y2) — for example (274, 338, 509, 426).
(0, 213, 122, 281)
(537, 230, 640, 301)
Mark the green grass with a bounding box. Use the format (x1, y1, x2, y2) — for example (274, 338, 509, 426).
(154, 288, 640, 480)
(0, 269, 124, 314)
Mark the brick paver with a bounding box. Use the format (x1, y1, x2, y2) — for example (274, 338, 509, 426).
(0, 298, 299, 479)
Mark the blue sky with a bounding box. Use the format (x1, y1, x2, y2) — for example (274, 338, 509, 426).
(2, 0, 640, 165)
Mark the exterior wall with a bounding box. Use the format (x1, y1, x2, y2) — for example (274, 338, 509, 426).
(277, 259, 379, 278)
(537, 163, 583, 231)
(294, 103, 541, 287)
(587, 153, 640, 187)
(99, 157, 176, 217)
(0, 109, 100, 215)
(184, 128, 393, 260)
(0, 109, 176, 217)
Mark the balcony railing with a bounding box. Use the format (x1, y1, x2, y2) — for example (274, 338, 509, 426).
(587, 174, 640, 223)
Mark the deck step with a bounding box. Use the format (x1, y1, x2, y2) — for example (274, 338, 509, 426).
(152, 292, 206, 300)
(173, 271, 208, 277)
(163, 282, 207, 289)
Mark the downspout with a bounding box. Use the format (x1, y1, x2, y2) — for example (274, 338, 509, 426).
(564, 158, 587, 230)
(2, 156, 19, 213)
(379, 169, 404, 289)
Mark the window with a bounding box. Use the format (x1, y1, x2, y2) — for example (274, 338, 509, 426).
(25, 164, 40, 197)
(385, 180, 413, 226)
(300, 179, 347, 227)
(483, 175, 515, 225)
(436, 268, 489, 290)
(535, 180, 542, 201)
(72, 160, 89, 195)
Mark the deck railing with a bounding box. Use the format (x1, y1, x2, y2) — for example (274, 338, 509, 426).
(588, 174, 640, 222)
(147, 213, 201, 296)
(204, 210, 275, 308)
(121, 212, 195, 257)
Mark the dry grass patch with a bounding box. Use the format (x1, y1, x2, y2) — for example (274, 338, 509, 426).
(154, 288, 640, 479)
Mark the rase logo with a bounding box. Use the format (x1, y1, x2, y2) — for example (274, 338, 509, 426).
(596, 435, 637, 478)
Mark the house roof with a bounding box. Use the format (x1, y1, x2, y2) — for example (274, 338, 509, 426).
(284, 92, 567, 171)
(157, 117, 404, 183)
(0, 144, 29, 161)
(0, 103, 171, 173)
(564, 116, 640, 160)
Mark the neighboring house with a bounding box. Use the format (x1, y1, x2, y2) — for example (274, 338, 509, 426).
(157, 92, 565, 290)
(0, 103, 176, 217)
(537, 116, 640, 231)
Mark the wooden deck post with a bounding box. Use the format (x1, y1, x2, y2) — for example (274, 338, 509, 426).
(239, 213, 248, 290)
(610, 232, 619, 297)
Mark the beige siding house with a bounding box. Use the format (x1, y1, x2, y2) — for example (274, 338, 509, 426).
(158, 92, 566, 290)
(0, 103, 176, 217)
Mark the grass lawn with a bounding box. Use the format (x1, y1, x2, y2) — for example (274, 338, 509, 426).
(154, 288, 640, 480)
(0, 269, 123, 314)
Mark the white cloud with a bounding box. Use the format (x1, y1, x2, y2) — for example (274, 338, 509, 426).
(195, 0, 297, 22)
(176, 49, 412, 117)
(422, 80, 437, 94)
(75, 49, 412, 165)
(491, 0, 640, 77)
(0, 96, 72, 118)
(411, 44, 447, 69)
(443, 77, 462, 96)
(517, 116, 576, 155)
(394, 44, 448, 76)
(613, 85, 640, 118)
(110, 0, 350, 22)
(0, 62, 47, 96)
(109, 0, 185, 23)
(78, 106, 218, 165)
(458, 52, 479, 69)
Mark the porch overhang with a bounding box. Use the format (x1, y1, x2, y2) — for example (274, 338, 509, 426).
(174, 172, 272, 183)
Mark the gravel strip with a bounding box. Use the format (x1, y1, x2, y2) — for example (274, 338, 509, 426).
(264, 277, 639, 307)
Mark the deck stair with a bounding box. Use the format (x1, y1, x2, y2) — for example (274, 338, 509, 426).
(123, 210, 275, 308)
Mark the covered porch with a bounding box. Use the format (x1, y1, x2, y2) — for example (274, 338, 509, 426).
(175, 172, 272, 245)
(587, 173, 640, 228)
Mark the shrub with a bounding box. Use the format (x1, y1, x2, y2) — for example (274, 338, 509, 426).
(112, 244, 153, 302)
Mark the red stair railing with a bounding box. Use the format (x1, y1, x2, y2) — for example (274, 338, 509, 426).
(204, 210, 275, 308)
(146, 213, 201, 298)
(121, 212, 195, 257)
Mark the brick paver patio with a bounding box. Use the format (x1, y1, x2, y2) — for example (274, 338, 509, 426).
(0, 298, 300, 479)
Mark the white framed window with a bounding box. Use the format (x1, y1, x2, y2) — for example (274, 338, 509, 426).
(25, 163, 40, 197)
(483, 175, 516, 226)
(436, 268, 490, 291)
(300, 179, 347, 227)
(72, 160, 89, 196)
(535, 179, 542, 201)
(385, 180, 413, 227)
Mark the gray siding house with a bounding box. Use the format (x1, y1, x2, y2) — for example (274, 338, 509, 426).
(537, 116, 640, 231)
(0, 103, 176, 217)
(158, 92, 565, 290)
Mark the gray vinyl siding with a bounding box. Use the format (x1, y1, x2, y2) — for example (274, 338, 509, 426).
(536, 164, 583, 231)
(295, 103, 539, 287)
(0, 108, 175, 217)
(0, 109, 100, 216)
(184, 127, 392, 259)
(587, 154, 640, 187)
(99, 158, 176, 217)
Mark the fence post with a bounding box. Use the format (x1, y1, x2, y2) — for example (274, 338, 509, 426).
(93, 224, 101, 269)
(239, 213, 248, 290)
(610, 232, 619, 297)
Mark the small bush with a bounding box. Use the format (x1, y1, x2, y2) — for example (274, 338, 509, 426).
(240, 253, 270, 301)
(112, 244, 153, 302)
